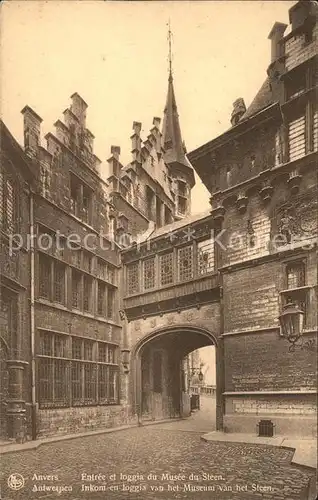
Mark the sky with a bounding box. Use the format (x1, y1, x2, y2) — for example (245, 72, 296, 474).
(1, 0, 295, 214)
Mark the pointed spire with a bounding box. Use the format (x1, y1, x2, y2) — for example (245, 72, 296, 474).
(162, 23, 188, 167)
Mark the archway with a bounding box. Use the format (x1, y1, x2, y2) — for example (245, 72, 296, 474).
(131, 325, 223, 431)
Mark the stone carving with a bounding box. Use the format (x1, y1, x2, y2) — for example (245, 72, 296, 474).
(150, 318, 157, 329)
(184, 311, 194, 322)
(134, 321, 141, 332)
(1, 244, 19, 280)
(273, 190, 317, 247)
(167, 315, 175, 325)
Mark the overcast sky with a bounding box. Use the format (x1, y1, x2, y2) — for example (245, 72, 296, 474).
(1, 0, 295, 214)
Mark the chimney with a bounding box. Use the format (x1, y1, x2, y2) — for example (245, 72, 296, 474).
(268, 22, 287, 63)
(131, 121, 142, 163)
(21, 106, 43, 157)
(289, 0, 318, 32)
(230, 98, 246, 126)
(70, 93, 88, 127)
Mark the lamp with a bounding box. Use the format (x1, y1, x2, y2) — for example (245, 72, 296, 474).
(121, 348, 130, 374)
(279, 302, 304, 352)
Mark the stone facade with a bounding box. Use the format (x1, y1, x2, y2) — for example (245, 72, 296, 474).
(0, 122, 35, 442)
(188, 0, 317, 437)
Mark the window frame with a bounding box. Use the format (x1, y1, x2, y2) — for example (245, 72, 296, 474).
(38, 332, 120, 408)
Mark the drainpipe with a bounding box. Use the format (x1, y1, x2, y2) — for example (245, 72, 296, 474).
(30, 192, 37, 440)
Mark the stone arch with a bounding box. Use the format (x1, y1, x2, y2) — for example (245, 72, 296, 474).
(130, 324, 223, 430)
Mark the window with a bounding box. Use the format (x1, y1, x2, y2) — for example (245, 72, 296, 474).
(159, 252, 174, 286)
(39, 254, 51, 299)
(97, 282, 106, 316)
(108, 345, 116, 364)
(98, 343, 107, 363)
(70, 338, 96, 405)
(286, 69, 306, 100)
(178, 246, 193, 282)
(38, 332, 69, 408)
(197, 239, 214, 275)
(82, 187, 90, 223)
(109, 217, 115, 240)
(288, 114, 306, 162)
(178, 197, 187, 215)
(153, 351, 162, 393)
(40, 165, 51, 197)
(83, 275, 92, 312)
(53, 262, 65, 304)
(106, 287, 114, 319)
(70, 175, 79, 217)
(127, 262, 139, 295)
(286, 261, 305, 289)
(164, 205, 173, 225)
(72, 269, 81, 309)
(70, 173, 93, 224)
(83, 251, 92, 273)
(178, 180, 187, 197)
(97, 259, 107, 280)
(71, 245, 82, 267)
(0, 170, 16, 233)
(143, 258, 155, 290)
(107, 265, 116, 285)
(39, 255, 65, 304)
(146, 186, 155, 220)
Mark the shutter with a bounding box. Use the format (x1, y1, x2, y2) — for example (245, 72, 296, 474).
(288, 115, 306, 161)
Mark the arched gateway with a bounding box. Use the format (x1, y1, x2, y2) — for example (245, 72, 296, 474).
(130, 325, 223, 430)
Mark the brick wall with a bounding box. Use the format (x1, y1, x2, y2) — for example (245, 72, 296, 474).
(285, 23, 318, 72)
(224, 330, 317, 393)
(37, 404, 137, 438)
(223, 262, 280, 332)
(35, 303, 121, 344)
(227, 395, 316, 415)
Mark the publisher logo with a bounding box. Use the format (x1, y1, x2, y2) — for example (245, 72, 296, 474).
(7, 473, 25, 491)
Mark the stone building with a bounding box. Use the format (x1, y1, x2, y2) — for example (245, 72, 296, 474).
(0, 122, 35, 441)
(0, 0, 316, 441)
(188, 0, 317, 436)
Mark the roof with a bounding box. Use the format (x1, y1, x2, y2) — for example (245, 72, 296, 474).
(240, 77, 274, 121)
(146, 209, 212, 240)
(162, 74, 189, 167)
(0, 120, 37, 180)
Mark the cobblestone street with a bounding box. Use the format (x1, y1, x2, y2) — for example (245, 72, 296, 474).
(1, 404, 315, 500)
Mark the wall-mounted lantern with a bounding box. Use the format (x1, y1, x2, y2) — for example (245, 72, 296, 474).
(279, 302, 304, 352)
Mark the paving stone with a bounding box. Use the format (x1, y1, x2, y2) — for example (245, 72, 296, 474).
(0, 427, 314, 500)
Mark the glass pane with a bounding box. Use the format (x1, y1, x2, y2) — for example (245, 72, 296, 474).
(178, 246, 193, 282)
(160, 252, 173, 286)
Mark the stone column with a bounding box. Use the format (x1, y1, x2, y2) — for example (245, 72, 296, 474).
(6, 360, 28, 443)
